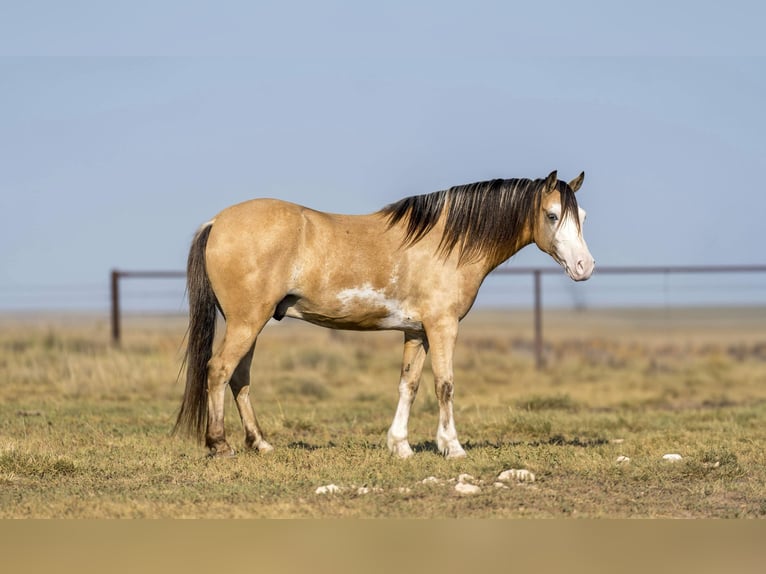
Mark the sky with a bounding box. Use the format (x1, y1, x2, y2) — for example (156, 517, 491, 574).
(1, 1, 766, 311)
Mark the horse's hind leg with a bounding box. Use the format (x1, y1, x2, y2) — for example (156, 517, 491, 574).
(205, 321, 259, 457)
(229, 343, 274, 453)
(387, 332, 428, 458)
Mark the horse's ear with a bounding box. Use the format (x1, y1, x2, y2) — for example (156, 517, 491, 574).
(544, 170, 558, 194)
(568, 171, 585, 193)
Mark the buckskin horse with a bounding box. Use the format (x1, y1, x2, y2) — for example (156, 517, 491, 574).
(175, 170, 594, 458)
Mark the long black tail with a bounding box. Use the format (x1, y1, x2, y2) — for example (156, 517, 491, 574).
(174, 222, 217, 442)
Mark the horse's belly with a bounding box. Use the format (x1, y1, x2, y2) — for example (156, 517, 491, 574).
(283, 286, 423, 332)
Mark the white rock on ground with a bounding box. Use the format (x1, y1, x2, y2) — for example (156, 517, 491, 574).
(616, 455, 631, 463)
(315, 484, 341, 495)
(662, 453, 683, 462)
(454, 482, 481, 495)
(497, 469, 536, 483)
(421, 476, 442, 485)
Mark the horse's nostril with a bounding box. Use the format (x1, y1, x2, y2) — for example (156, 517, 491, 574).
(576, 260, 584, 273)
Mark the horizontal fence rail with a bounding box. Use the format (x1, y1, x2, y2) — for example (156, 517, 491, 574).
(110, 265, 766, 367)
(110, 270, 186, 343)
(491, 264, 766, 367)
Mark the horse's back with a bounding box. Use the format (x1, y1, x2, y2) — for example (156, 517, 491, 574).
(212, 197, 307, 229)
(203, 198, 395, 311)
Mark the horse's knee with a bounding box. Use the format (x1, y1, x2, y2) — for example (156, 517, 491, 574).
(207, 357, 233, 389)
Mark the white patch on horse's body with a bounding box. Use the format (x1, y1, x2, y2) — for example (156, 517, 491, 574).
(290, 264, 303, 284)
(337, 283, 422, 330)
(389, 264, 400, 286)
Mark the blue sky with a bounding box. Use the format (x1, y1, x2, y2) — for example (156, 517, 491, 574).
(1, 2, 765, 310)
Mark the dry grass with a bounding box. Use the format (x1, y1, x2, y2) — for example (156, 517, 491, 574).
(1, 308, 765, 518)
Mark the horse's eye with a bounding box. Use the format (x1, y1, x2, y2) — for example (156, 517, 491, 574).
(547, 213, 559, 222)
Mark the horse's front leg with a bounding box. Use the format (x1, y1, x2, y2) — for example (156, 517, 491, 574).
(387, 332, 428, 458)
(425, 318, 466, 458)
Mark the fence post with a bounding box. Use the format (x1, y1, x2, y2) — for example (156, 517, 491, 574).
(533, 269, 543, 369)
(111, 270, 121, 345)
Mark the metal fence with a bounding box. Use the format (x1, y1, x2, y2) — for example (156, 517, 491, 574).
(110, 270, 185, 344)
(109, 265, 766, 367)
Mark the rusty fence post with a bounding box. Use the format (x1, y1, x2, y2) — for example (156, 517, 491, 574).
(535, 269, 545, 369)
(111, 269, 121, 345)
(533, 269, 543, 369)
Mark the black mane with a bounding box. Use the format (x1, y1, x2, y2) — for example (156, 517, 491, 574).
(381, 177, 579, 264)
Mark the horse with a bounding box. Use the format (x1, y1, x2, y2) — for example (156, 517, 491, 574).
(174, 170, 595, 458)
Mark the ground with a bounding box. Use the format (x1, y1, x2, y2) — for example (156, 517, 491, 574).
(1, 307, 765, 518)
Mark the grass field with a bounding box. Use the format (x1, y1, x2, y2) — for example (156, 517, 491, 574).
(1, 307, 765, 518)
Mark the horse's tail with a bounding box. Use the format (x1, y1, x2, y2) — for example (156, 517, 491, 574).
(174, 221, 217, 442)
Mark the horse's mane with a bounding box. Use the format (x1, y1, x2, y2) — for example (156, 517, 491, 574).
(380, 177, 579, 264)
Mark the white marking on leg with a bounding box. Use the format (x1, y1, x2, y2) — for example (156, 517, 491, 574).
(255, 440, 274, 453)
(436, 402, 466, 459)
(387, 378, 415, 458)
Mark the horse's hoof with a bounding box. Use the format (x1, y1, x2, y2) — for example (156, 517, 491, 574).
(207, 444, 236, 458)
(436, 436, 466, 458)
(389, 441, 414, 459)
(445, 448, 467, 459)
(245, 435, 274, 453)
(440, 442, 467, 459)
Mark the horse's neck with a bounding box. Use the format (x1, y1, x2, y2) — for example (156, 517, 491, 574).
(480, 231, 535, 275)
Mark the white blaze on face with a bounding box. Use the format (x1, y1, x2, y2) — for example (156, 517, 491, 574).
(547, 204, 595, 281)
